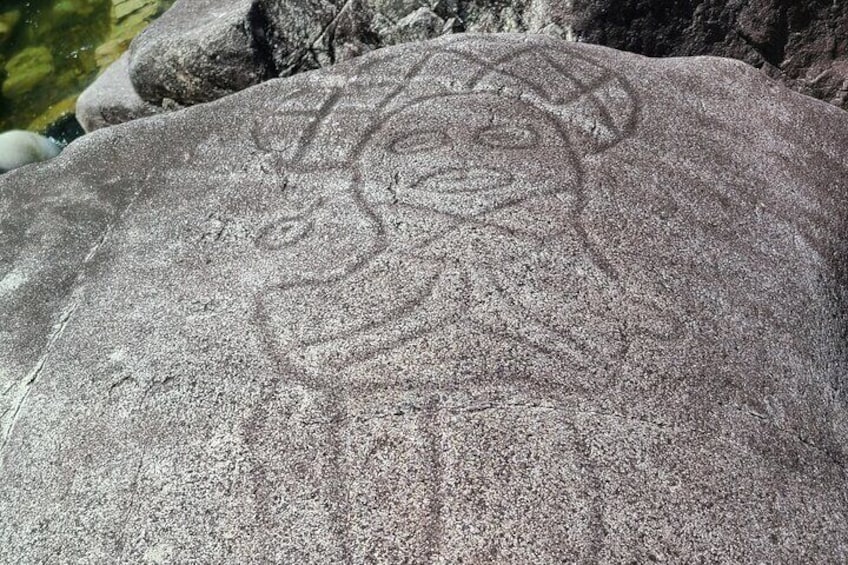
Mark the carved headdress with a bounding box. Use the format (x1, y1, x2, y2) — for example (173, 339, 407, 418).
(251, 34, 638, 172)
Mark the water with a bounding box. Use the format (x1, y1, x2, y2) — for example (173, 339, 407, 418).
(0, 0, 172, 140)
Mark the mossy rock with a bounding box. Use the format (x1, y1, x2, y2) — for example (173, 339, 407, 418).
(27, 94, 77, 133)
(110, 0, 164, 43)
(55, 67, 83, 91)
(53, 0, 109, 28)
(2, 46, 55, 98)
(112, 0, 163, 24)
(94, 0, 167, 69)
(0, 10, 21, 47)
(94, 37, 128, 69)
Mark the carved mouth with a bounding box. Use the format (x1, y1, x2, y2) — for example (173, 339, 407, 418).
(411, 167, 514, 194)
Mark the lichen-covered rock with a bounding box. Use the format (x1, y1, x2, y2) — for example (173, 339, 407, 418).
(1, 35, 847, 562)
(0, 10, 21, 47)
(93, 0, 168, 69)
(52, 0, 108, 28)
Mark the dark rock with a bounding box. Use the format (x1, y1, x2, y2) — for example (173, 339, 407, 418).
(2, 35, 847, 561)
(43, 113, 85, 146)
(573, 0, 848, 109)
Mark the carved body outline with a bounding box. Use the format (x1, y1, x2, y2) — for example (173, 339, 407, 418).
(245, 37, 646, 560)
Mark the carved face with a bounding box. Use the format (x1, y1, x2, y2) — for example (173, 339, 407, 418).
(359, 93, 581, 218)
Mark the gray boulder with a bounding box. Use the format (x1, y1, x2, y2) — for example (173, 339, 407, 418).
(76, 52, 164, 132)
(127, 0, 274, 105)
(2, 35, 848, 561)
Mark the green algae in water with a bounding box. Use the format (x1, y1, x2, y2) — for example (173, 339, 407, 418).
(0, 0, 172, 135)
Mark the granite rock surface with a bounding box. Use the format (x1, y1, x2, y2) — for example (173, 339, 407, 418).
(78, 0, 848, 130)
(3, 35, 848, 561)
(76, 52, 164, 132)
(128, 0, 273, 106)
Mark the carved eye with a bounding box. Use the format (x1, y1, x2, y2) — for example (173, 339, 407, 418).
(389, 131, 449, 154)
(476, 125, 538, 149)
(256, 218, 314, 250)
(255, 196, 322, 250)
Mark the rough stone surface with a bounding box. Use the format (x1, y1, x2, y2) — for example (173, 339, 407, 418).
(100, 0, 846, 128)
(123, 0, 573, 108)
(257, 0, 573, 74)
(128, 0, 272, 105)
(1, 35, 848, 562)
(76, 52, 164, 132)
(573, 0, 848, 110)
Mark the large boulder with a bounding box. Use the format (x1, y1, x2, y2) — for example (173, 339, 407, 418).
(76, 52, 164, 131)
(2, 35, 848, 561)
(127, 0, 274, 105)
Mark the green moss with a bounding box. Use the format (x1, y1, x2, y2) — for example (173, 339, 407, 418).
(0, 11, 22, 47)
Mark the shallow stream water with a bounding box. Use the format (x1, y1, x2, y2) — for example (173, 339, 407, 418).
(0, 0, 171, 140)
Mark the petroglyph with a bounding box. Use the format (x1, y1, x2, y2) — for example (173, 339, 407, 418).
(4, 34, 848, 563)
(246, 36, 653, 557)
(250, 38, 662, 378)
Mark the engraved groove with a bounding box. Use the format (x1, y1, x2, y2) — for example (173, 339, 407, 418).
(246, 39, 646, 558)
